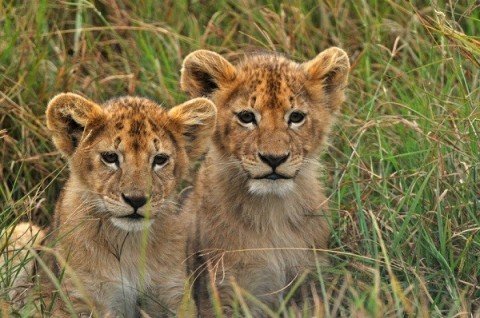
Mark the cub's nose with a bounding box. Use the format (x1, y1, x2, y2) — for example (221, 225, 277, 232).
(258, 153, 289, 169)
(122, 194, 147, 210)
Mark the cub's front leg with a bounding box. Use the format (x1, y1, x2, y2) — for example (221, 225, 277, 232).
(198, 261, 286, 317)
(55, 276, 139, 318)
(143, 265, 196, 317)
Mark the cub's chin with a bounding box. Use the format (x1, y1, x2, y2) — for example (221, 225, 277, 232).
(247, 178, 295, 197)
(110, 217, 154, 232)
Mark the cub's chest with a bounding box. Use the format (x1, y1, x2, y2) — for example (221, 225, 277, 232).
(215, 222, 316, 268)
(259, 233, 315, 270)
(69, 233, 157, 287)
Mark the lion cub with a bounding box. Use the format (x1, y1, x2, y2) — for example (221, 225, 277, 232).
(181, 48, 350, 315)
(39, 93, 216, 317)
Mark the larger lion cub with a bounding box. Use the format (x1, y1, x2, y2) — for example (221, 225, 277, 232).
(181, 48, 350, 315)
(42, 93, 216, 317)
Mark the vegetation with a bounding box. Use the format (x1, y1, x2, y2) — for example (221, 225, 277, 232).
(1, 0, 478, 316)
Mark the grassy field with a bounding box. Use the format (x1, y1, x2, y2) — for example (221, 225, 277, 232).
(0, 0, 479, 316)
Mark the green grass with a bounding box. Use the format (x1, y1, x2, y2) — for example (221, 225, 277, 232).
(1, 0, 479, 316)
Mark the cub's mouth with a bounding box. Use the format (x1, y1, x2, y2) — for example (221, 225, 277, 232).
(254, 172, 291, 180)
(247, 172, 296, 196)
(110, 212, 154, 232)
(120, 212, 144, 220)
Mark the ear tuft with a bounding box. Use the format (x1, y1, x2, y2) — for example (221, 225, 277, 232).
(180, 50, 236, 97)
(303, 47, 350, 92)
(168, 98, 217, 160)
(46, 93, 104, 156)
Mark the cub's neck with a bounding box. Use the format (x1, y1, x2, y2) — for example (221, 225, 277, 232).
(203, 147, 328, 233)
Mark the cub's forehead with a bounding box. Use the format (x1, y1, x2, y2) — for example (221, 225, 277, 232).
(100, 97, 175, 151)
(103, 96, 165, 117)
(238, 55, 303, 81)
(230, 55, 307, 110)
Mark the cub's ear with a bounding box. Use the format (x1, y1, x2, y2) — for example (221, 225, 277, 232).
(46, 93, 105, 156)
(303, 47, 350, 107)
(168, 98, 217, 160)
(181, 50, 236, 97)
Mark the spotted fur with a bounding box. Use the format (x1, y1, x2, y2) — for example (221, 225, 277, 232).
(181, 48, 350, 315)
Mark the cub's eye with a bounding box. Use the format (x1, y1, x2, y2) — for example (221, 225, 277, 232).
(288, 111, 305, 125)
(153, 154, 169, 168)
(237, 111, 256, 125)
(101, 152, 119, 165)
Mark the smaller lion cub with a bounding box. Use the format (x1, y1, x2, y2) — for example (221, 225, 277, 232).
(41, 93, 216, 317)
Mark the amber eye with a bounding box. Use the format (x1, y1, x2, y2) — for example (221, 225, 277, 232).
(288, 111, 305, 124)
(101, 152, 119, 165)
(153, 154, 169, 168)
(237, 111, 256, 124)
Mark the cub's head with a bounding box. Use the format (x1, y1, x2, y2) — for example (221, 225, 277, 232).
(46, 93, 216, 231)
(181, 48, 349, 196)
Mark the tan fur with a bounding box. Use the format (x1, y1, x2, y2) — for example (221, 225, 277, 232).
(181, 48, 350, 315)
(1, 223, 45, 307)
(35, 93, 215, 317)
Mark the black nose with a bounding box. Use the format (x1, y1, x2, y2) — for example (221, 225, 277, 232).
(259, 153, 289, 169)
(122, 194, 147, 210)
